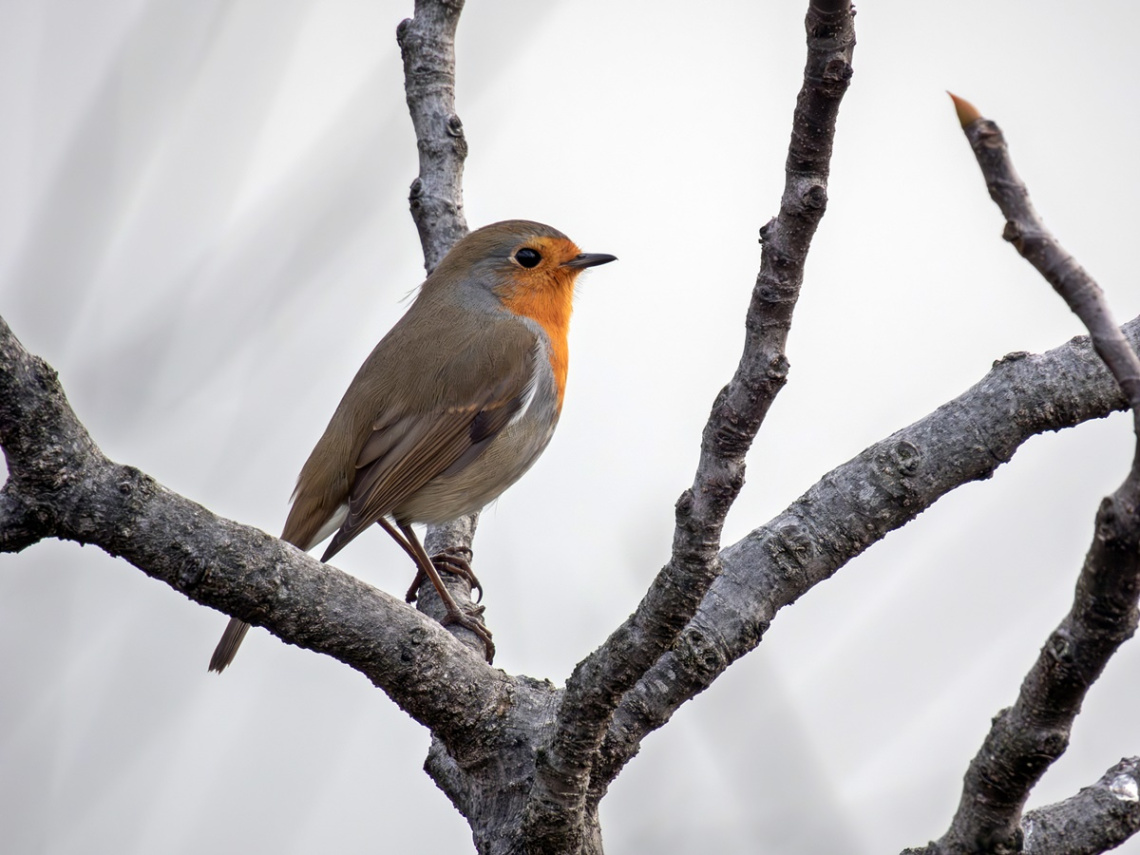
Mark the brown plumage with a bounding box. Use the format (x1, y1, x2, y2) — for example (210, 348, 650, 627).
(209, 220, 616, 670)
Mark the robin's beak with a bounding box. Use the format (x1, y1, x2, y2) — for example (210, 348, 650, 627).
(562, 253, 617, 269)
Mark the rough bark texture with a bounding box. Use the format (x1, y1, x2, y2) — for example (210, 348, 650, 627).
(4, 307, 1139, 853)
(401, 0, 856, 848)
(904, 758, 1140, 855)
(954, 96, 1140, 454)
(935, 491, 1140, 854)
(398, 0, 469, 272)
(1022, 757, 1140, 855)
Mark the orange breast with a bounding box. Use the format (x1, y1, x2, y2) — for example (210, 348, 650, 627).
(499, 275, 574, 410)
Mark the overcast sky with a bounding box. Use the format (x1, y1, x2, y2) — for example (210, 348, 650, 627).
(2, 1, 1140, 853)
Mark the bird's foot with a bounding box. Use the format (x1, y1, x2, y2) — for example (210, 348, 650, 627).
(441, 604, 495, 664)
(433, 547, 483, 602)
(404, 547, 483, 603)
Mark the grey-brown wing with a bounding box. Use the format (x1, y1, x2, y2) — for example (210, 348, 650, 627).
(319, 344, 538, 561)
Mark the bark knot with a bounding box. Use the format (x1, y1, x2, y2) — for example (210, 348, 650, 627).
(766, 521, 813, 579)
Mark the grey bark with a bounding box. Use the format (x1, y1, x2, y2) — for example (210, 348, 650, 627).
(398, 0, 469, 272)
(1023, 757, 1140, 855)
(0, 316, 505, 745)
(6, 298, 1139, 854)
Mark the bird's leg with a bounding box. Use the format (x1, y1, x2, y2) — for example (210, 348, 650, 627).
(375, 518, 427, 602)
(376, 518, 483, 603)
(398, 522, 495, 663)
(376, 516, 417, 560)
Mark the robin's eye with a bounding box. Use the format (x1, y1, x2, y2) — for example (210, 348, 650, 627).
(515, 248, 542, 268)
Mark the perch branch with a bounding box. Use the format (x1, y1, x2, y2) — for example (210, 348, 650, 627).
(0, 314, 508, 753)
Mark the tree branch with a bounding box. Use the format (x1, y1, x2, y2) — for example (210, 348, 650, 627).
(911, 96, 1140, 855)
(524, 2, 857, 847)
(398, 0, 469, 272)
(1022, 757, 1140, 855)
(0, 314, 509, 752)
(593, 316, 1140, 799)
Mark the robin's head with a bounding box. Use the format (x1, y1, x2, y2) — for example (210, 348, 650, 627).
(430, 220, 615, 305)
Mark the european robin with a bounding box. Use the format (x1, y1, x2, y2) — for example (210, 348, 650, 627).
(209, 220, 616, 670)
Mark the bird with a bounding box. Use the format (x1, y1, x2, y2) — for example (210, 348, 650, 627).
(208, 220, 616, 670)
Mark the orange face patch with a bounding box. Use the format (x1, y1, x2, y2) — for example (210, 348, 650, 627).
(495, 236, 586, 410)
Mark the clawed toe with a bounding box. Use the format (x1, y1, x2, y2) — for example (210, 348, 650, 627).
(441, 606, 495, 663)
(432, 547, 483, 602)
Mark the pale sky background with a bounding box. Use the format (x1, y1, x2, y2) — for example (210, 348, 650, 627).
(2, 1, 1140, 853)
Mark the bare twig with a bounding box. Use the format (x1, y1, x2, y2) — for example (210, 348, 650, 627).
(523, 2, 857, 847)
(0, 314, 508, 749)
(949, 94, 1140, 441)
(398, 0, 469, 271)
(913, 96, 1140, 855)
(593, 318, 1140, 800)
(1022, 757, 1140, 855)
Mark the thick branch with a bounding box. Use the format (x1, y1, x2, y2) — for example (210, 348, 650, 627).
(593, 317, 1140, 799)
(524, 2, 857, 847)
(0, 315, 508, 751)
(1022, 757, 1140, 855)
(921, 98, 1140, 855)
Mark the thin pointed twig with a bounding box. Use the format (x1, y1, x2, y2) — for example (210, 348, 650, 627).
(948, 93, 1140, 436)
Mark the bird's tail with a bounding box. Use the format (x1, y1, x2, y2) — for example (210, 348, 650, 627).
(208, 617, 251, 673)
